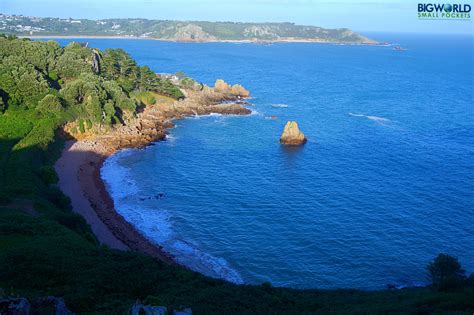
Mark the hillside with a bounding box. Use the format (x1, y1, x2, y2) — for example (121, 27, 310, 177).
(0, 36, 473, 313)
(0, 13, 377, 44)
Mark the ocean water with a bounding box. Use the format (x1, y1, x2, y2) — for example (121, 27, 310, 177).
(56, 33, 473, 289)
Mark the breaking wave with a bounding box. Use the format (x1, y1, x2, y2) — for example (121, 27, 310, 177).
(101, 149, 244, 284)
(349, 113, 391, 123)
(171, 240, 244, 284)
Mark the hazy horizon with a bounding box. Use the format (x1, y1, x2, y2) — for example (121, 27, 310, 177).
(1, 0, 472, 35)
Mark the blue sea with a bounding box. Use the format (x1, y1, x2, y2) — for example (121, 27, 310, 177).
(56, 33, 474, 289)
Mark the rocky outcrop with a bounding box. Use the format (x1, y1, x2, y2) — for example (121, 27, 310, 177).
(214, 79, 230, 92)
(174, 308, 193, 315)
(170, 24, 216, 42)
(35, 296, 73, 315)
(0, 297, 31, 314)
(280, 121, 307, 145)
(131, 302, 167, 315)
(0, 296, 73, 315)
(214, 80, 250, 98)
(243, 25, 278, 39)
(130, 303, 192, 315)
(91, 49, 100, 73)
(231, 84, 250, 98)
(206, 104, 251, 115)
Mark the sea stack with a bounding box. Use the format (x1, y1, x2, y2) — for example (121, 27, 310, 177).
(280, 121, 307, 145)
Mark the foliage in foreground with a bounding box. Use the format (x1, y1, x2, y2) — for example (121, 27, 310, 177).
(0, 37, 473, 314)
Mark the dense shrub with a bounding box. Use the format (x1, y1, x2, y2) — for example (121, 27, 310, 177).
(428, 254, 467, 291)
(78, 119, 86, 133)
(180, 77, 196, 88)
(38, 165, 58, 185)
(37, 94, 63, 117)
(0, 56, 51, 109)
(130, 91, 157, 106)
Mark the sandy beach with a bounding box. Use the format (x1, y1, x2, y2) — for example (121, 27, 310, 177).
(55, 139, 176, 263)
(55, 141, 127, 250)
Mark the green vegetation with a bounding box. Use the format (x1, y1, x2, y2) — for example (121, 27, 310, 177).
(0, 35, 182, 126)
(180, 77, 197, 89)
(0, 14, 375, 44)
(0, 36, 473, 314)
(428, 254, 469, 292)
(130, 91, 157, 106)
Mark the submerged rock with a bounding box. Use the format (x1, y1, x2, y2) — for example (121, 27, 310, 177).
(209, 104, 252, 115)
(280, 121, 307, 145)
(35, 296, 73, 315)
(131, 303, 167, 315)
(0, 296, 73, 314)
(174, 308, 193, 315)
(0, 297, 31, 314)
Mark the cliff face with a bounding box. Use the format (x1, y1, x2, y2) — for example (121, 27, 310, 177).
(280, 121, 307, 145)
(168, 24, 217, 42)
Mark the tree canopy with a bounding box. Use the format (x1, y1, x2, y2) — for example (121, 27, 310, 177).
(0, 36, 183, 127)
(428, 254, 467, 291)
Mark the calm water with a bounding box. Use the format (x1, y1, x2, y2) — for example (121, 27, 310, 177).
(56, 34, 473, 289)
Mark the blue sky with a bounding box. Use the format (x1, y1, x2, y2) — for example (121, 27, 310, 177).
(1, 0, 473, 34)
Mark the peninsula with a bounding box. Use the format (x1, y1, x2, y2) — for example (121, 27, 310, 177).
(0, 13, 378, 44)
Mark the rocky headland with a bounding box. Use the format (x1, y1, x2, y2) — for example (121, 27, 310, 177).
(63, 80, 251, 153)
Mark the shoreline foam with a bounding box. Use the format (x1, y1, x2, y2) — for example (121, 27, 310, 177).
(55, 140, 177, 263)
(101, 125, 245, 284)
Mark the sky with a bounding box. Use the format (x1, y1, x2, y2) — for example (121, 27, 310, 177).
(1, 0, 473, 34)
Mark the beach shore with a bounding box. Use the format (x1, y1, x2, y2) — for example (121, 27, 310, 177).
(56, 139, 177, 262)
(54, 87, 251, 264)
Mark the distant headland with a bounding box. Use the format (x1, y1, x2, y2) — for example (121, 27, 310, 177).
(0, 13, 378, 44)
